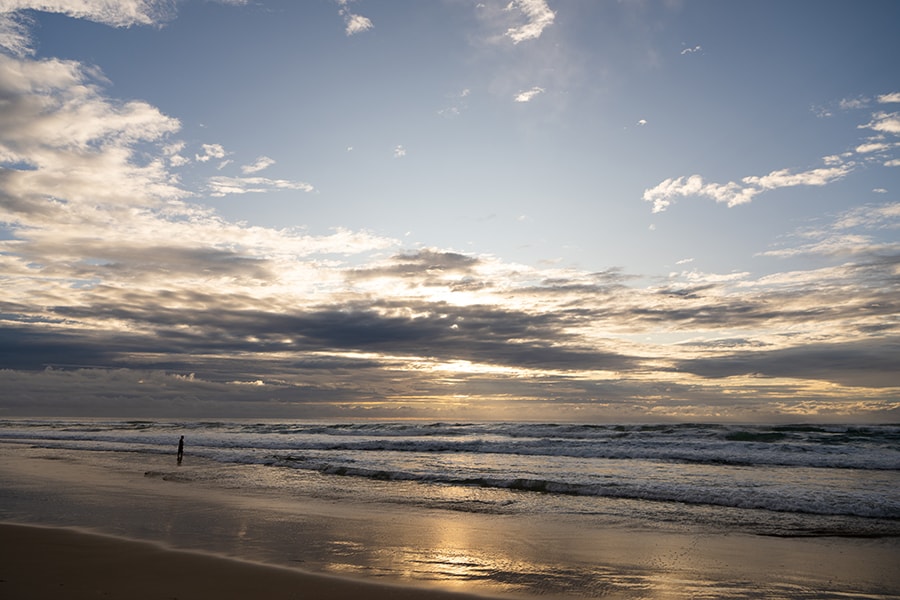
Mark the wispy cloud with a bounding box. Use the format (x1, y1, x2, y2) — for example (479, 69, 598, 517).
(742, 166, 852, 190)
(643, 165, 851, 213)
(241, 156, 275, 174)
(758, 201, 900, 259)
(504, 0, 555, 44)
(438, 88, 471, 118)
(0, 12, 34, 56)
(856, 142, 891, 154)
(515, 86, 545, 102)
(393, 144, 406, 158)
(839, 97, 870, 110)
(860, 111, 900, 135)
(207, 176, 315, 196)
(680, 45, 702, 55)
(833, 201, 900, 229)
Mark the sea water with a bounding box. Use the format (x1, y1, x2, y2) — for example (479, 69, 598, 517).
(1, 419, 898, 538)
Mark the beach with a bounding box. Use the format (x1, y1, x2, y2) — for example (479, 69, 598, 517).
(0, 523, 494, 600)
(6, 523, 899, 600)
(1, 422, 899, 599)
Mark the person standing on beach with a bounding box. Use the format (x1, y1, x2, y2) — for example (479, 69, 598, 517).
(177, 435, 184, 465)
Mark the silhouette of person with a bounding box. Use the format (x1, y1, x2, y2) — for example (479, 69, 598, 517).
(177, 435, 184, 465)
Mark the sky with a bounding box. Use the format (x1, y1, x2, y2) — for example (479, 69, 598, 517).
(0, 0, 898, 422)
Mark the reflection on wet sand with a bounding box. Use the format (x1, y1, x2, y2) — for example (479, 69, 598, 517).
(320, 528, 624, 597)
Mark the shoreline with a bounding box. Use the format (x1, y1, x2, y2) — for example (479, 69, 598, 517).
(2, 443, 899, 599)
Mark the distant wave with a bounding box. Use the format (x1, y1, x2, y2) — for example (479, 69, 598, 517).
(6, 420, 898, 469)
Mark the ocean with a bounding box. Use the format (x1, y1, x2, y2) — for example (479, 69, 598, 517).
(1, 419, 898, 539)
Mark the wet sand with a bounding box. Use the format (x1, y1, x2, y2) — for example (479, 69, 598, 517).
(1, 444, 898, 599)
(0, 523, 499, 600)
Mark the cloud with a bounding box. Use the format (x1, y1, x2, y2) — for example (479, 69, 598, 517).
(207, 175, 315, 196)
(677, 339, 900, 388)
(348, 249, 482, 285)
(5, 231, 898, 419)
(0, 12, 34, 56)
(637, 119, 647, 126)
(1, 0, 174, 29)
(860, 111, 900, 135)
(515, 86, 545, 102)
(758, 202, 900, 259)
(241, 156, 275, 174)
(504, 0, 555, 44)
(642, 165, 851, 213)
(856, 142, 890, 154)
(196, 143, 227, 163)
(393, 144, 406, 158)
(163, 141, 190, 166)
(336, 0, 373, 36)
(343, 12, 373, 35)
(878, 92, 900, 104)
(438, 88, 472, 118)
(839, 97, 870, 110)
(742, 166, 852, 190)
(680, 45, 702, 55)
(832, 201, 900, 229)
(0, 54, 184, 222)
